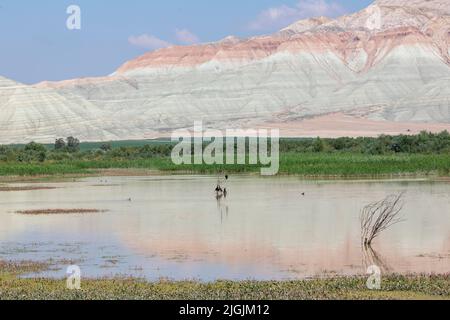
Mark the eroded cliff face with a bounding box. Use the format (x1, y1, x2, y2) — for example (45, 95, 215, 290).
(114, 0, 450, 73)
(375, 0, 450, 14)
(1, 0, 450, 143)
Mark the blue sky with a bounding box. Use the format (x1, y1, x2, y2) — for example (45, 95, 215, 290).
(0, 0, 373, 84)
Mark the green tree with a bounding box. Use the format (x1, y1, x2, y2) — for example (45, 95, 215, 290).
(100, 143, 112, 152)
(55, 138, 66, 151)
(0, 145, 15, 162)
(25, 141, 47, 153)
(313, 137, 326, 152)
(66, 136, 80, 153)
(15, 142, 48, 163)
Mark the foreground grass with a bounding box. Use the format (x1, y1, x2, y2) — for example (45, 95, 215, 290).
(0, 261, 448, 300)
(0, 153, 450, 178)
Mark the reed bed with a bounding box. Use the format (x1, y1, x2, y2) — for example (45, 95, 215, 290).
(0, 153, 449, 178)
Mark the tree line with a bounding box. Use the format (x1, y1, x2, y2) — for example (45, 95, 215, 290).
(0, 131, 449, 163)
(280, 131, 450, 154)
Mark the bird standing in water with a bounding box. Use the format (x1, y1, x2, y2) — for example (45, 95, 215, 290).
(223, 174, 229, 196)
(215, 173, 229, 197)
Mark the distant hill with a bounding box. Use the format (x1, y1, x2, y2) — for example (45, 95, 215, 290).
(1, 0, 450, 143)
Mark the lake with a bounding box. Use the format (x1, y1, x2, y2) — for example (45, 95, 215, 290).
(0, 176, 448, 281)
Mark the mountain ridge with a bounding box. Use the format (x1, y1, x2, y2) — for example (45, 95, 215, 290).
(1, 0, 450, 143)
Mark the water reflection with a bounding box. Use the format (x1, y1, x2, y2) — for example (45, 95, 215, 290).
(362, 245, 392, 273)
(216, 192, 229, 223)
(0, 176, 448, 281)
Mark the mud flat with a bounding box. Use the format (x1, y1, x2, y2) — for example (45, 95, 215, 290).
(15, 209, 106, 215)
(0, 186, 58, 192)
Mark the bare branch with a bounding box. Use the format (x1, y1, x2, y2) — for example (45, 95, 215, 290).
(360, 192, 406, 246)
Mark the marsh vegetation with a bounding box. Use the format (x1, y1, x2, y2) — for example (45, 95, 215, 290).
(0, 132, 449, 177)
(0, 260, 448, 300)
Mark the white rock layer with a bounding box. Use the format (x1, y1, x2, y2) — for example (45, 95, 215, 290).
(1, 0, 449, 143)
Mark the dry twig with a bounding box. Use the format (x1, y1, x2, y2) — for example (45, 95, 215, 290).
(360, 192, 405, 246)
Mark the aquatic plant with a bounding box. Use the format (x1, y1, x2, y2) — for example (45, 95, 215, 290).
(0, 260, 448, 300)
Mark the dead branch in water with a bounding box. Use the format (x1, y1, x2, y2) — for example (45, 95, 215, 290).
(360, 192, 405, 246)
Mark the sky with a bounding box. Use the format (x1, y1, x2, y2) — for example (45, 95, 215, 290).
(0, 0, 373, 84)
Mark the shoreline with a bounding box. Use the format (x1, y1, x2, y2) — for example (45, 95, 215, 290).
(0, 261, 448, 300)
(0, 168, 449, 184)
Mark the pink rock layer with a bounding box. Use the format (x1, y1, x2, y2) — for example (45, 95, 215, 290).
(260, 113, 450, 138)
(116, 1, 450, 75)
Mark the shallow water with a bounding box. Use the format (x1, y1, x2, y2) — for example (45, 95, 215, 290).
(0, 176, 448, 281)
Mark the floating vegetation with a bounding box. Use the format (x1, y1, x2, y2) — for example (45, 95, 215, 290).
(15, 209, 107, 215)
(0, 260, 51, 276)
(0, 186, 57, 192)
